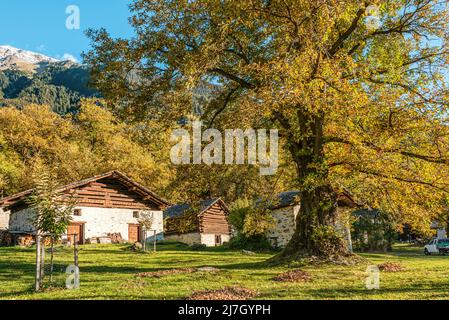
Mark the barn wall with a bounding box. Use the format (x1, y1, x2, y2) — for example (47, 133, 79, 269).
(199, 203, 231, 235)
(9, 208, 36, 233)
(200, 233, 231, 246)
(0, 208, 10, 230)
(165, 232, 230, 247)
(266, 205, 300, 248)
(66, 179, 160, 210)
(72, 207, 164, 241)
(164, 232, 201, 245)
(7, 206, 164, 242)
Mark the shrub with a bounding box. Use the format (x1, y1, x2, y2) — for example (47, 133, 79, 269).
(228, 234, 274, 251)
(190, 243, 207, 251)
(352, 209, 397, 252)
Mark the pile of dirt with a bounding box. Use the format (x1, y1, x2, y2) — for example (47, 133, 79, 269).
(136, 266, 220, 278)
(196, 267, 220, 273)
(273, 269, 312, 282)
(121, 279, 146, 289)
(188, 286, 257, 300)
(136, 268, 196, 278)
(377, 262, 405, 272)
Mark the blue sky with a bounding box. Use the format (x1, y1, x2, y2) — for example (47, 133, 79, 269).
(0, 0, 134, 62)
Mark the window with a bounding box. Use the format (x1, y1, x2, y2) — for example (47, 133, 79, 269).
(73, 209, 82, 216)
(133, 211, 139, 218)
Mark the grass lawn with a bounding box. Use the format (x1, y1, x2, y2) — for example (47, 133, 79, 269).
(0, 242, 448, 300)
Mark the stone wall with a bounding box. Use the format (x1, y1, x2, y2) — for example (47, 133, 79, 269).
(164, 232, 201, 245)
(165, 232, 231, 247)
(9, 208, 35, 233)
(8, 206, 164, 242)
(266, 205, 353, 250)
(0, 208, 10, 230)
(266, 205, 300, 248)
(201, 233, 231, 246)
(72, 207, 164, 241)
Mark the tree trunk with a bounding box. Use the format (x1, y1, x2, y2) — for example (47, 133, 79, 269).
(275, 111, 350, 261)
(280, 186, 347, 259)
(50, 237, 54, 283)
(40, 239, 45, 280)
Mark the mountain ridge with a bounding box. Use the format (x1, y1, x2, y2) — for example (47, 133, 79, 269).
(0, 45, 78, 73)
(0, 46, 98, 114)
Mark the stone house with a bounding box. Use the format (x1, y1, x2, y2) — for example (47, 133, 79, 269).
(0, 208, 9, 230)
(0, 171, 170, 245)
(164, 198, 231, 247)
(266, 190, 358, 248)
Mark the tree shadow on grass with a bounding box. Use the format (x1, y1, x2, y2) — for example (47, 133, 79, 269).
(76, 257, 275, 276)
(217, 260, 276, 271)
(282, 281, 449, 300)
(0, 285, 35, 299)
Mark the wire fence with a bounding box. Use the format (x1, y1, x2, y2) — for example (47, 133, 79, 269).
(35, 234, 79, 291)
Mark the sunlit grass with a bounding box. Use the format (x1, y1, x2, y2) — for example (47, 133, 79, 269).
(0, 242, 448, 300)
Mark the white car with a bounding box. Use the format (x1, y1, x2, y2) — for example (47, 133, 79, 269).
(424, 238, 449, 255)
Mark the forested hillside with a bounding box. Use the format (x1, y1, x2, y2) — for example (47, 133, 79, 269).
(0, 62, 98, 114)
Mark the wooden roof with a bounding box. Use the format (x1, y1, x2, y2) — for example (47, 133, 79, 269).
(269, 189, 360, 210)
(0, 170, 171, 209)
(164, 198, 230, 219)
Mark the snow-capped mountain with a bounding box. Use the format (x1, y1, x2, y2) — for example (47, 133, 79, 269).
(0, 45, 69, 73)
(0, 45, 95, 114)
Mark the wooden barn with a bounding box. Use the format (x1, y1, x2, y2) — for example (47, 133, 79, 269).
(0, 171, 170, 245)
(164, 198, 231, 247)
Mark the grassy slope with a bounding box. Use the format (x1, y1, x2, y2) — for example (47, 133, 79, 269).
(0, 242, 448, 300)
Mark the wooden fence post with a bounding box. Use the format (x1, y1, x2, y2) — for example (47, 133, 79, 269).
(40, 237, 45, 280)
(35, 235, 41, 292)
(153, 230, 157, 253)
(74, 234, 78, 268)
(142, 228, 146, 252)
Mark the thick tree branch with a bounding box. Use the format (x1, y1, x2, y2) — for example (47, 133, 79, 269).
(328, 6, 367, 57)
(354, 167, 449, 193)
(208, 68, 256, 89)
(325, 136, 449, 165)
(207, 86, 239, 128)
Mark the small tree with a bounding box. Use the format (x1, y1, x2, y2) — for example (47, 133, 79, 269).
(137, 210, 154, 251)
(228, 198, 274, 250)
(27, 169, 76, 284)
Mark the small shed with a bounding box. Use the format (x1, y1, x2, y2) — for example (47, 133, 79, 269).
(164, 198, 231, 247)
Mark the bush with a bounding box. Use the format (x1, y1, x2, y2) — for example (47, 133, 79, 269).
(352, 209, 397, 252)
(190, 243, 207, 251)
(228, 234, 274, 252)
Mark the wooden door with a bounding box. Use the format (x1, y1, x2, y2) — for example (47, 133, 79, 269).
(128, 224, 141, 243)
(215, 235, 222, 246)
(67, 223, 84, 244)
